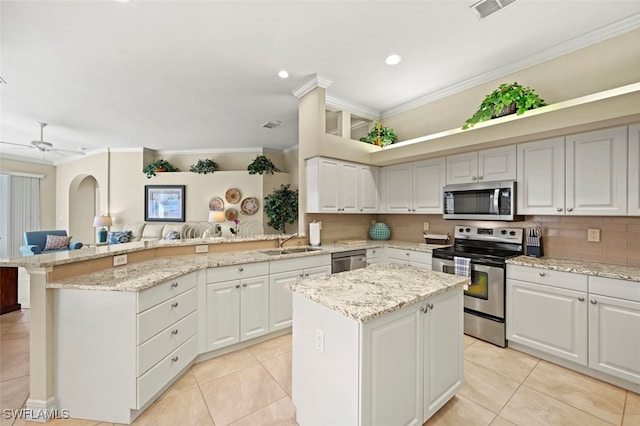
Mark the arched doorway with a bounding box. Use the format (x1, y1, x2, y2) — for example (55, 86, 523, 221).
(69, 175, 100, 244)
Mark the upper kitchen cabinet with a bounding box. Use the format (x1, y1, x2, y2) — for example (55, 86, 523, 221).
(381, 157, 446, 214)
(446, 146, 516, 185)
(628, 124, 640, 215)
(518, 126, 628, 216)
(306, 157, 378, 213)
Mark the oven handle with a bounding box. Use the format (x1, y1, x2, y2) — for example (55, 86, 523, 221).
(432, 258, 504, 274)
(493, 188, 500, 214)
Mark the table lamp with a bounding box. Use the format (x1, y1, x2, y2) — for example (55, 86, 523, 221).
(93, 215, 113, 243)
(208, 211, 225, 237)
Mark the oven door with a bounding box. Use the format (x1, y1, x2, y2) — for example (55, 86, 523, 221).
(432, 258, 505, 319)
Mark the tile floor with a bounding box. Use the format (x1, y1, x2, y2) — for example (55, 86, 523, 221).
(1, 309, 639, 426)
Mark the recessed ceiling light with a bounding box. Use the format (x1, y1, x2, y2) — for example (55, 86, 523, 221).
(385, 54, 402, 65)
(278, 70, 289, 79)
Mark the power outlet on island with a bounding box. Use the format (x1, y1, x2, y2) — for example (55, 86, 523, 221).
(315, 329, 325, 353)
(587, 228, 601, 242)
(423, 222, 430, 231)
(113, 254, 128, 267)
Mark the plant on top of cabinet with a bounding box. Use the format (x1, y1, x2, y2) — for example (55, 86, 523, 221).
(359, 122, 398, 147)
(264, 184, 298, 233)
(189, 158, 219, 174)
(143, 158, 180, 178)
(463, 82, 546, 130)
(247, 155, 281, 175)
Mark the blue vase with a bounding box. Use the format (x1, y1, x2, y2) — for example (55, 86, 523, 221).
(369, 222, 391, 240)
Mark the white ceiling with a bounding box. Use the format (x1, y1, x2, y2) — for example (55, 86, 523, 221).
(1, 0, 639, 164)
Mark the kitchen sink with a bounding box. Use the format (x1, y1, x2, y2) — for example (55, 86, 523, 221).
(260, 247, 324, 256)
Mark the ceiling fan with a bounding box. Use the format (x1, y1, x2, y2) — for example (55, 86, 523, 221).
(0, 122, 86, 158)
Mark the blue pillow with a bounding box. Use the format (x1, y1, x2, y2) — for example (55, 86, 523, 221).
(108, 230, 132, 245)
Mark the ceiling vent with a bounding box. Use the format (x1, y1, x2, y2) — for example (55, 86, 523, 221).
(470, 0, 516, 19)
(261, 120, 282, 129)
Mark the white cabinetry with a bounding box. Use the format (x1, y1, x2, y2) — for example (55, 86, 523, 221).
(206, 263, 270, 351)
(627, 124, 640, 215)
(306, 157, 378, 213)
(366, 248, 381, 266)
(517, 126, 628, 216)
(446, 146, 516, 185)
(269, 254, 331, 331)
(386, 247, 432, 270)
(382, 157, 446, 214)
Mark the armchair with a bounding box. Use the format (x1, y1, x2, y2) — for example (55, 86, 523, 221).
(20, 230, 83, 256)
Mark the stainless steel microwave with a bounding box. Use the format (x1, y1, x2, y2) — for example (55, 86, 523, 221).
(443, 181, 520, 221)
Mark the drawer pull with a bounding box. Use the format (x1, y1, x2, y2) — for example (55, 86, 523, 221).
(171, 302, 179, 308)
(235, 284, 240, 289)
(578, 297, 585, 302)
(406, 252, 410, 256)
(590, 299, 597, 305)
(238, 267, 244, 272)
(171, 356, 179, 363)
(299, 273, 304, 277)
(304, 273, 309, 277)
(171, 282, 179, 288)
(567, 207, 573, 212)
(539, 272, 546, 276)
(171, 329, 179, 335)
(242, 283, 247, 287)
(556, 207, 563, 212)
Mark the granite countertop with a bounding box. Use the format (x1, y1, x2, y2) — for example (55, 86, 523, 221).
(507, 256, 640, 283)
(288, 263, 468, 322)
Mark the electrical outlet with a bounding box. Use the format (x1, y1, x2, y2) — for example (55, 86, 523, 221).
(587, 228, 601, 242)
(195, 245, 209, 253)
(315, 329, 325, 352)
(113, 254, 128, 266)
(423, 222, 430, 231)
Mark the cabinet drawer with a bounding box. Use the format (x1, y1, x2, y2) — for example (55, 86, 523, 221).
(137, 272, 196, 313)
(137, 311, 197, 377)
(589, 276, 640, 302)
(207, 262, 269, 283)
(387, 248, 432, 264)
(137, 335, 197, 408)
(270, 254, 331, 274)
(366, 248, 381, 259)
(137, 288, 197, 344)
(507, 265, 588, 292)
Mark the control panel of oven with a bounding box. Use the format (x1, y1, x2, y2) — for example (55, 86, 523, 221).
(454, 226, 523, 243)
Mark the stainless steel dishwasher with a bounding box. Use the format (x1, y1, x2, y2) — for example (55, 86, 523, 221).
(331, 249, 367, 273)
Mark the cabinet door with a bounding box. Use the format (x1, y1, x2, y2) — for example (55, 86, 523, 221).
(478, 146, 516, 182)
(588, 294, 640, 384)
(517, 137, 565, 215)
(628, 124, 640, 215)
(382, 163, 413, 213)
(269, 270, 302, 332)
(240, 275, 270, 341)
(446, 152, 478, 185)
(339, 162, 358, 213)
(304, 265, 332, 279)
(423, 289, 463, 421)
(206, 281, 240, 351)
(317, 158, 341, 212)
(358, 165, 379, 213)
(566, 126, 628, 215)
(412, 158, 446, 214)
(507, 279, 587, 365)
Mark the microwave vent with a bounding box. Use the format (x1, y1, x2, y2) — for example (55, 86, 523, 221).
(470, 0, 516, 19)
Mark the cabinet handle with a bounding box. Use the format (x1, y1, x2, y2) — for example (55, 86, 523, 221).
(590, 299, 597, 304)
(171, 329, 179, 335)
(472, 176, 477, 181)
(238, 267, 244, 272)
(419, 306, 427, 313)
(299, 273, 304, 277)
(412, 209, 416, 212)
(556, 207, 563, 212)
(427, 303, 434, 310)
(578, 297, 585, 302)
(171, 282, 179, 288)
(360, 208, 363, 212)
(171, 302, 178, 308)
(478, 176, 483, 180)
(406, 252, 410, 256)
(408, 208, 411, 212)
(171, 356, 179, 363)
(539, 272, 545, 276)
(567, 208, 573, 212)
(235, 284, 240, 289)
(242, 283, 247, 287)
(304, 273, 309, 277)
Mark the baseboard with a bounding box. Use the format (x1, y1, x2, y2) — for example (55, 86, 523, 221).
(22, 397, 64, 423)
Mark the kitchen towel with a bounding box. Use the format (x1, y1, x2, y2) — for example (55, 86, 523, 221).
(309, 222, 321, 247)
(454, 256, 471, 291)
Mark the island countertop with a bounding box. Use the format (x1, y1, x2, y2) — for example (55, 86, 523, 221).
(288, 263, 468, 322)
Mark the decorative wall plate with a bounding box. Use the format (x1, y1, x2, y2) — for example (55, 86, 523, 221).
(209, 196, 224, 211)
(225, 188, 241, 204)
(240, 197, 259, 215)
(225, 208, 239, 221)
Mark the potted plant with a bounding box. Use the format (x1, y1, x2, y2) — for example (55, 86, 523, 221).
(463, 82, 546, 129)
(247, 155, 281, 175)
(189, 158, 219, 174)
(264, 184, 298, 233)
(359, 122, 398, 147)
(143, 159, 179, 179)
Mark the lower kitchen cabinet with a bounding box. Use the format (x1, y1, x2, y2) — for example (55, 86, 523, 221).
(386, 247, 432, 270)
(366, 248, 381, 266)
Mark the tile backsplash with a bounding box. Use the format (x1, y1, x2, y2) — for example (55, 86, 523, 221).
(307, 213, 640, 267)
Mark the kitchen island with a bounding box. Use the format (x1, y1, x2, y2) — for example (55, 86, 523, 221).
(289, 264, 468, 426)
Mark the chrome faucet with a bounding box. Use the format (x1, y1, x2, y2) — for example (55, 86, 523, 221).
(278, 233, 298, 249)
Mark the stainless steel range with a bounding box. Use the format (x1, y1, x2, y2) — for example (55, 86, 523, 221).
(431, 226, 523, 347)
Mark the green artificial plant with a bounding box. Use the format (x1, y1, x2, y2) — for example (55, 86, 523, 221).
(247, 155, 281, 175)
(189, 158, 219, 174)
(359, 122, 398, 147)
(463, 82, 546, 130)
(143, 158, 179, 178)
(264, 184, 298, 233)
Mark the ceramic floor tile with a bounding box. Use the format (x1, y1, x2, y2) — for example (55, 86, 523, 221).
(0, 335, 29, 356)
(0, 310, 27, 324)
(13, 418, 100, 426)
(0, 352, 29, 381)
(463, 334, 477, 348)
(464, 340, 539, 383)
(247, 333, 292, 362)
(524, 360, 626, 425)
(191, 348, 258, 386)
(500, 385, 612, 426)
(623, 391, 640, 426)
(1, 322, 29, 340)
(261, 351, 292, 395)
(229, 396, 297, 426)
(200, 363, 287, 426)
(131, 387, 213, 426)
(156, 368, 198, 402)
(424, 394, 496, 426)
(458, 359, 521, 414)
(489, 416, 515, 426)
(0, 375, 29, 412)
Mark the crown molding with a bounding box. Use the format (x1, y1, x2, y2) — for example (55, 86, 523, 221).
(292, 73, 333, 99)
(325, 95, 381, 121)
(381, 14, 640, 119)
(156, 146, 277, 155)
(283, 144, 299, 153)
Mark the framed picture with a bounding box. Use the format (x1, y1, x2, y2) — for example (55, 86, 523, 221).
(144, 185, 185, 222)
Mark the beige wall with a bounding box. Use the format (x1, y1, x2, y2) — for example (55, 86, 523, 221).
(144, 151, 288, 173)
